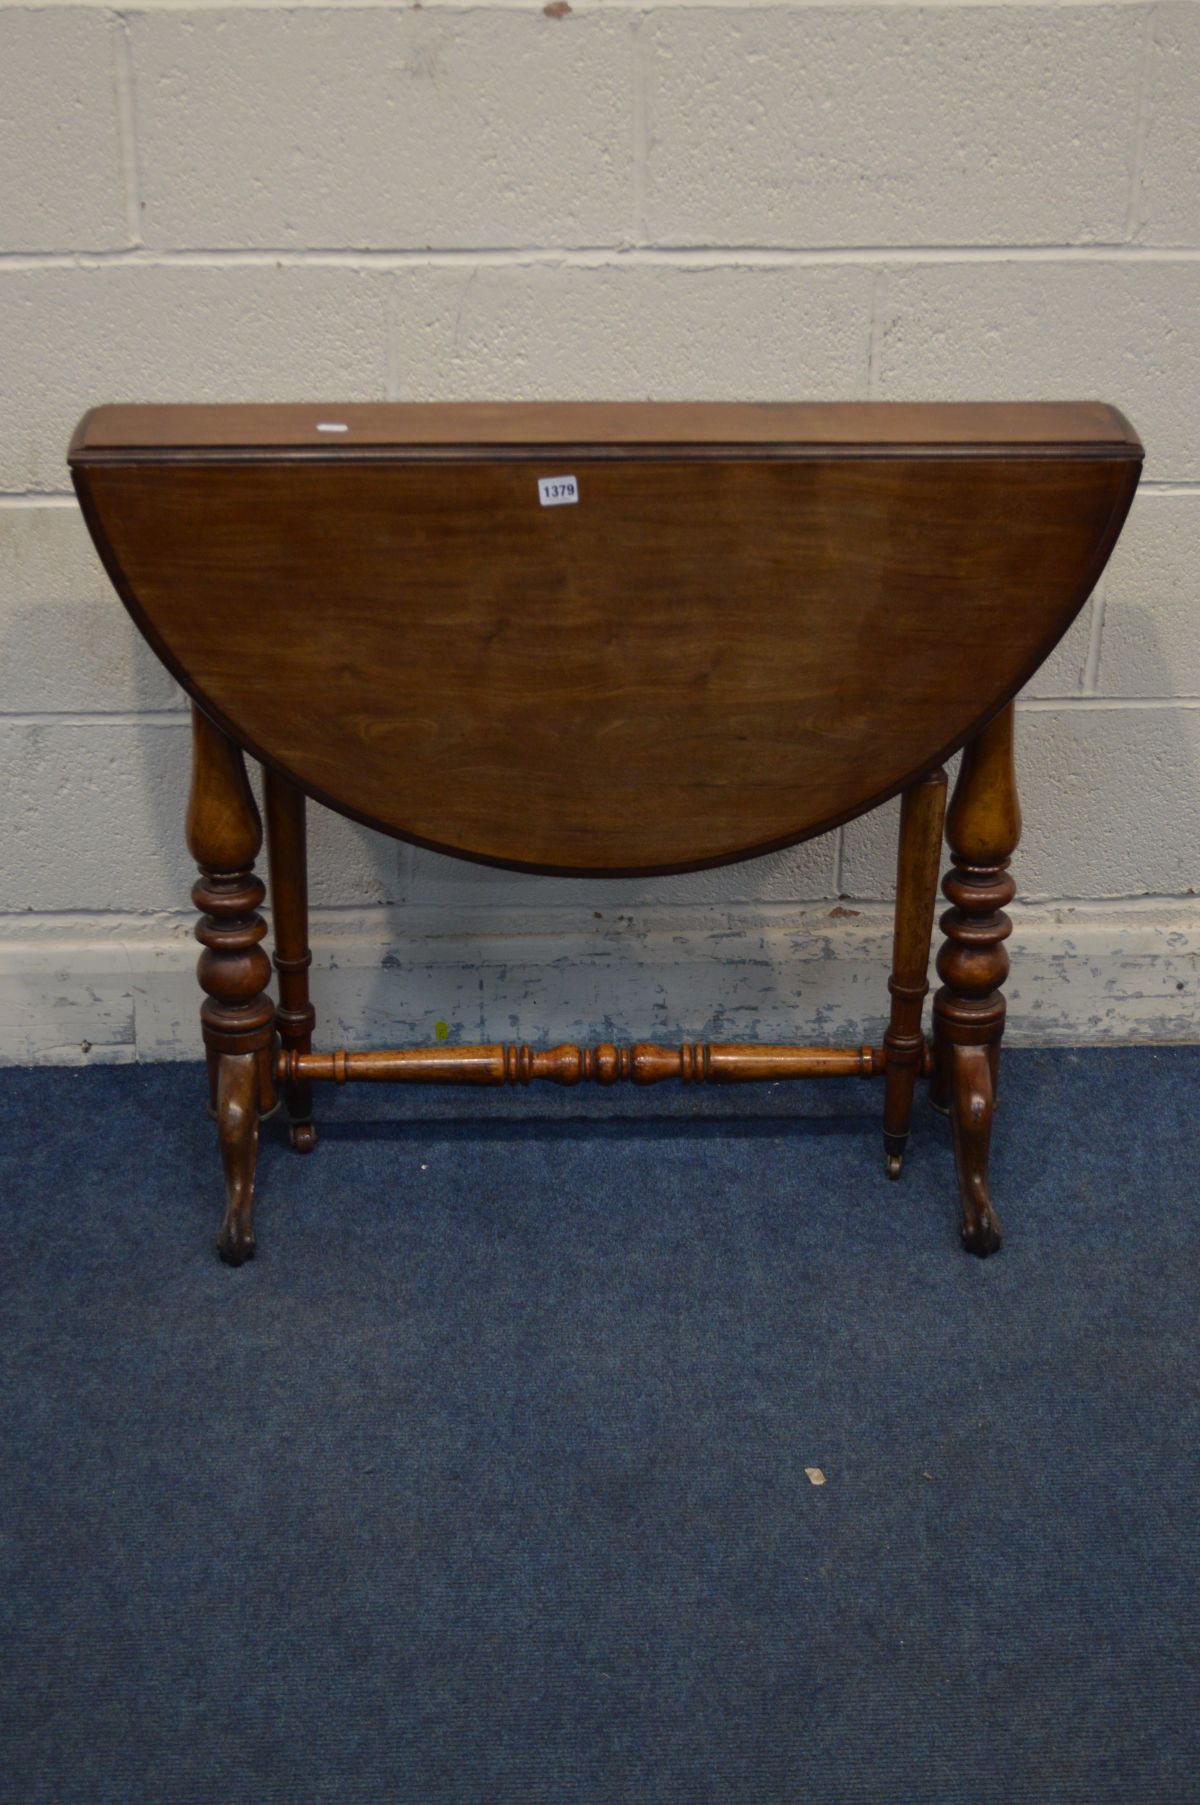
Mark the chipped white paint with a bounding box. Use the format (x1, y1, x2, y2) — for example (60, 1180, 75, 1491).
(1, 901, 1196, 1067)
(0, 0, 1198, 1059)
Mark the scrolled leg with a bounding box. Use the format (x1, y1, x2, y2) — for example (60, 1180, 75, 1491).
(932, 704, 1020, 1256)
(947, 1043, 1002, 1255)
(215, 1051, 260, 1265)
(186, 706, 276, 1263)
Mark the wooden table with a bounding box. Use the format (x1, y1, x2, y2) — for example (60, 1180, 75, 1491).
(70, 401, 1142, 1263)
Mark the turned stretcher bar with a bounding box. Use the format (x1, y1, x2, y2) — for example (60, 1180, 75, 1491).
(277, 1041, 925, 1086)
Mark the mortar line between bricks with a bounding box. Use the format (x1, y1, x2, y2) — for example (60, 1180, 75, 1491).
(0, 712, 191, 727)
(384, 275, 401, 402)
(1019, 697, 1200, 711)
(631, 12, 649, 246)
(866, 269, 884, 398)
(1123, 0, 1157, 243)
(111, 13, 143, 250)
(3, 245, 1200, 271)
(832, 828, 845, 898)
(1084, 581, 1108, 696)
(0, 1, 1167, 13)
(0, 494, 79, 508)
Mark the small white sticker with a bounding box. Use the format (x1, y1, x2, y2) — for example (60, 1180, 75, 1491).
(316, 422, 349, 433)
(538, 474, 579, 507)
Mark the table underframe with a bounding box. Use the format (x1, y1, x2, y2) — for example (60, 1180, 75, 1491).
(187, 704, 1019, 1266)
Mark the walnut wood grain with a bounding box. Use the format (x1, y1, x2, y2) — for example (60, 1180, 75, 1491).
(72, 404, 1140, 876)
(279, 1042, 898, 1086)
(70, 399, 1140, 457)
(932, 702, 1021, 1255)
(186, 705, 276, 1263)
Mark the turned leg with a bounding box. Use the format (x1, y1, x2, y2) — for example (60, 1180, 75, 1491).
(264, 767, 316, 1153)
(883, 767, 947, 1178)
(186, 706, 276, 1264)
(932, 704, 1021, 1256)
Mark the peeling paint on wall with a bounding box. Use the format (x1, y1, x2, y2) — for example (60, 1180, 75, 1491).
(2, 902, 1196, 1066)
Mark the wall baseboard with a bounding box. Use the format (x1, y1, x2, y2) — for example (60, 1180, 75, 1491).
(1, 900, 1196, 1066)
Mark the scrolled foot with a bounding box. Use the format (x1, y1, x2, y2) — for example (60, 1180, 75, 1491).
(960, 1208, 1002, 1258)
(217, 1219, 257, 1266)
(948, 1043, 1004, 1259)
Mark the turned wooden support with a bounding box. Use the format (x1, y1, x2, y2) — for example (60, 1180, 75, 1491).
(932, 704, 1021, 1255)
(279, 1041, 904, 1086)
(883, 767, 947, 1178)
(186, 706, 275, 1265)
(264, 767, 316, 1153)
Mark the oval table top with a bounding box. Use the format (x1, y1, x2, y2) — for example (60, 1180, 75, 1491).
(70, 401, 1141, 876)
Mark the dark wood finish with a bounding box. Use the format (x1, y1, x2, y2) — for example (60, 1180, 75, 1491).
(72, 402, 1140, 877)
(264, 767, 316, 1153)
(883, 767, 948, 1178)
(215, 1053, 260, 1267)
(186, 705, 275, 1264)
(279, 1041, 898, 1087)
(70, 402, 1143, 1262)
(71, 399, 1139, 457)
(931, 703, 1021, 1255)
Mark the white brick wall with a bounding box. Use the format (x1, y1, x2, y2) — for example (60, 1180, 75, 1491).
(643, 7, 1145, 246)
(132, 9, 635, 249)
(1, 0, 1198, 1060)
(0, 9, 127, 252)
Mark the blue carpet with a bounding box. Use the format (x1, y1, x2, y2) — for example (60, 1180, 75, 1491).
(1, 1048, 1197, 1803)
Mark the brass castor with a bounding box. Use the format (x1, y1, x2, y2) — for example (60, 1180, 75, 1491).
(290, 1120, 317, 1154)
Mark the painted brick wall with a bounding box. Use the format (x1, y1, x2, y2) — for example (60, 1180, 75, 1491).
(1, 0, 1198, 1060)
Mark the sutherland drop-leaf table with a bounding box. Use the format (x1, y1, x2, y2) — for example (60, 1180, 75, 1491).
(69, 401, 1142, 1263)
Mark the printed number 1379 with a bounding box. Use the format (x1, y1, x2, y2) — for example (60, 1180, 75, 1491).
(538, 475, 579, 507)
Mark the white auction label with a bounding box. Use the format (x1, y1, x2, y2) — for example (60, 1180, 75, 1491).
(537, 475, 579, 507)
